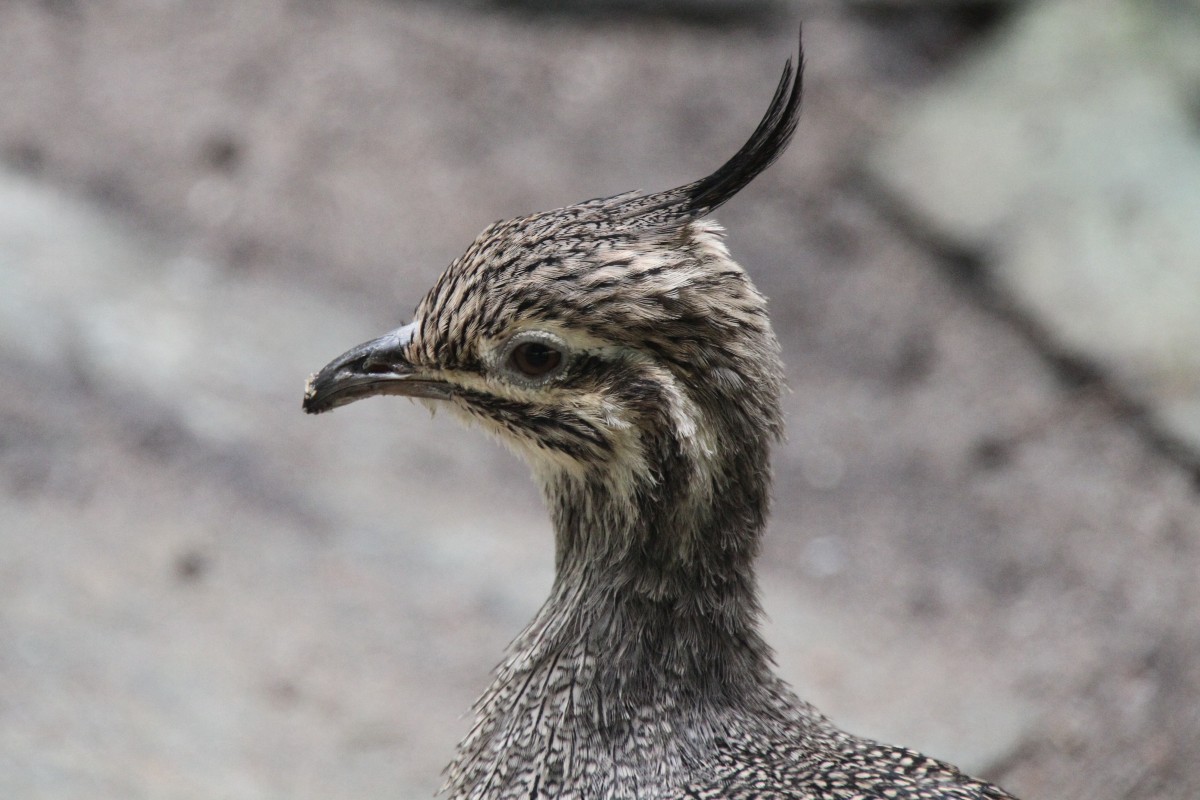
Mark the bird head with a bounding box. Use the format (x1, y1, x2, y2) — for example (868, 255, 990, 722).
(305, 46, 802, 560)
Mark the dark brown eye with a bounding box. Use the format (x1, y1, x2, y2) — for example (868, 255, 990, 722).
(509, 341, 562, 377)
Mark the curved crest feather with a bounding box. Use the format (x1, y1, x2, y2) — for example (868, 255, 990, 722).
(680, 29, 804, 215)
(609, 27, 804, 227)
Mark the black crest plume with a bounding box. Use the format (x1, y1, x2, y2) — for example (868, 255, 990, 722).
(620, 28, 804, 225)
(684, 31, 804, 214)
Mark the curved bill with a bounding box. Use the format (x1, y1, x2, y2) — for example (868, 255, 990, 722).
(302, 324, 453, 414)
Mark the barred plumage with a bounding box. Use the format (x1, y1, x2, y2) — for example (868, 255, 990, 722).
(303, 30, 1017, 800)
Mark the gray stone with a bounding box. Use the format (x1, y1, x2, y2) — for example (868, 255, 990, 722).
(869, 0, 1200, 455)
(0, 166, 554, 799)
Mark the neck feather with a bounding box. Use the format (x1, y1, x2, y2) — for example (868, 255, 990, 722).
(445, 377, 783, 799)
(545, 463, 776, 697)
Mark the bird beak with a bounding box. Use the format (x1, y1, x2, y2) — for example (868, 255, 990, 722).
(302, 323, 453, 414)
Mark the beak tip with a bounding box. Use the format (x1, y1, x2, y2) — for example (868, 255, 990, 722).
(302, 371, 332, 415)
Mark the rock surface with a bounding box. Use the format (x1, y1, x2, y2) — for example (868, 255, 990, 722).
(870, 0, 1200, 458)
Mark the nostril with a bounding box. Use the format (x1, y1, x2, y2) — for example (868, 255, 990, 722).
(361, 355, 395, 374)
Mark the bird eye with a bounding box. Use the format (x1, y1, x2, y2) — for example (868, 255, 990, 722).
(493, 330, 570, 386)
(509, 341, 562, 378)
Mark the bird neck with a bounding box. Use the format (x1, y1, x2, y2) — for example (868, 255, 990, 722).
(446, 363, 786, 798)
(542, 375, 779, 673)
(444, 458, 781, 799)
(543, 462, 775, 691)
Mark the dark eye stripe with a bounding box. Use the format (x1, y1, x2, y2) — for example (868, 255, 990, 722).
(457, 391, 611, 457)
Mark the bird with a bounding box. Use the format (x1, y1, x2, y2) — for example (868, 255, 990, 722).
(303, 30, 1018, 800)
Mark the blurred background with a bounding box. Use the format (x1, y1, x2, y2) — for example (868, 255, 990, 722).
(1, 0, 1199, 798)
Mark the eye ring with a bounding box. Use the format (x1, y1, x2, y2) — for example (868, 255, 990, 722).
(493, 330, 570, 387)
